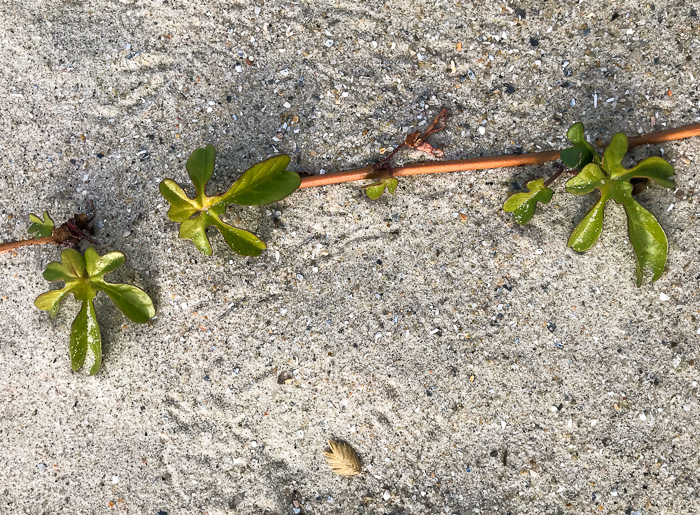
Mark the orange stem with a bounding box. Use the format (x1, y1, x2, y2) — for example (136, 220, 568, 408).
(298, 122, 700, 189)
(0, 235, 60, 255)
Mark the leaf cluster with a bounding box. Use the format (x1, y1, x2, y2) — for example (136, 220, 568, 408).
(35, 247, 155, 374)
(504, 122, 675, 285)
(160, 145, 300, 256)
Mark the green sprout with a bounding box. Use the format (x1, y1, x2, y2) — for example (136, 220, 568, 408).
(364, 177, 399, 200)
(28, 211, 55, 238)
(35, 247, 155, 375)
(159, 145, 300, 256)
(502, 178, 553, 225)
(503, 122, 674, 286)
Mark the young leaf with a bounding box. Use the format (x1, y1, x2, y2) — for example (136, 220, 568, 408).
(28, 211, 55, 238)
(365, 177, 399, 200)
(565, 133, 674, 285)
(560, 122, 599, 170)
(160, 147, 297, 255)
(222, 155, 301, 206)
(502, 178, 553, 225)
(35, 247, 155, 375)
(187, 144, 217, 204)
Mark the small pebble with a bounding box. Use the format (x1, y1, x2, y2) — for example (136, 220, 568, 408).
(324, 39, 334, 47)
(659, 293, 670, 302)
(478, 126, 486, 135)
(383, 490, 391, 501)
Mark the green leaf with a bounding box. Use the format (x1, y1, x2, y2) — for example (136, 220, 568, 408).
(614, 157, 675, 188)
(43, 248, 87, 282)
(178, 204, 265, 256)
(96, 282, 156, 323)
(560, 122, 599, 169)
(365, 177, 399, 200)
(602, 132, 628, 175)
(28, 211, 54, 238)
(36, 247, 155, 374)
(159, 147, 291, 255)
(187, 144, 217, 203)
(563, 132, 675, 285)
(159, 179, 200, 222)
(567, 197, 607, 252)
(35, 285, 72, 318)
(502, 178, 554, 225)
(70, 299, 102, 375)
(84, 247, 125, 277)
(565, 163, 605, 196)
(222, 155, 300, 206)
(621, 196, 668, 287)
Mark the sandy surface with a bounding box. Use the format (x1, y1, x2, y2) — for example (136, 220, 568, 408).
(1, 1, 699, 513)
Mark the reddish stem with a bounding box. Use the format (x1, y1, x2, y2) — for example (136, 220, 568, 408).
(0, 235, 61, 255)
(297, 122, 700, 189)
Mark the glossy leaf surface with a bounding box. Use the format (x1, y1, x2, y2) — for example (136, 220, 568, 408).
(28, 211, 55, 238)
(160, 146, 299, 255)
(222, 155, 300, 206)
(502, 178, 553, 225)
(35, 247, 155, 374)
(560, 122, 599, 170)
(565, 133, 674, 285)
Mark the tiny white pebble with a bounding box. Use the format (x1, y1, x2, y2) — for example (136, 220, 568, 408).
(501, 420, 507, 430)
(250, 441, 257, 447)
(383, 490, 391, 501)
(235, 65, 242, 73)
(283, 101, 291, 109)
(112, 476, 119, 484)
(122, 231, 131, 238)
(254, 6, 261, 14)
(535, 248, 543, 254)
(626, 28, 634, 35)
(478, 126, 486, 135)
(639, 411, 647, 421)
(659, 293, 670, 302)
(324, 39, 334, 47)
(667, 203, 674, 212)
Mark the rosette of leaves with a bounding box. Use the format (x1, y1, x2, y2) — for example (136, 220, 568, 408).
(566, 132, 674, 286)
(159, 145, 301, 256)
(35, 247, 155, 375)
